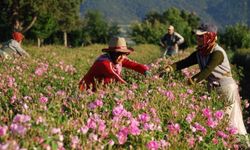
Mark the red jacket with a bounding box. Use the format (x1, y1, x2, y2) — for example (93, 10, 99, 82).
(79, 54, 148, 91)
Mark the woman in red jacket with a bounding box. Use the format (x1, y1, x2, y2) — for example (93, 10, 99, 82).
(79, 37, 150, 91)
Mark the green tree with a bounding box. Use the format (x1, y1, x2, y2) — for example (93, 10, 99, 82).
(0, 0, 59, 33)
(131, 20, 165, 44)
(0, 12, 10, 42)
(57, 0, 83, 47)
(108, 24, 120, 42)
(81, 11, 120, 45)
(0, 0, 84, 46)
(220, 24, 250, 50)
(130, 7, 200, 47)
(30, 13, 58, 47)
(144, 11, 162, 24)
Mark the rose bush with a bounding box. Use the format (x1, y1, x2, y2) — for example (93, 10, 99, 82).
(0, 45, 249, 149)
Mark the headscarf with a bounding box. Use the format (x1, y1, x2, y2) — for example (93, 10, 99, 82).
(194, 23, 218, 56)
(197, 32, 217, 56)
(12, 32, 24, 42)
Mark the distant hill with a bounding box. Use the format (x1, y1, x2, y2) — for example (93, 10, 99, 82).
(80, 0, 249, 27)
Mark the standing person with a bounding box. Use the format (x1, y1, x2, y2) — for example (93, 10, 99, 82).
(79, 37, 150, 91)
(0, 32, 30, 59)
(162, 23, 249, 145)
(160, 25, 184, 57)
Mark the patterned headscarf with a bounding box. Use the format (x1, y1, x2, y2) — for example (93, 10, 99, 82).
(194, 23, 218, 56)
(197, 32, 217, 56)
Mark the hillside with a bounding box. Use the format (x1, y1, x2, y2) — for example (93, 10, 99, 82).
(80, 0, 250, 26)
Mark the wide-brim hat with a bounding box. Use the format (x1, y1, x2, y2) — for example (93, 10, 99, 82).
(194, 23, 218, 35)
(102, 37, 134, 54)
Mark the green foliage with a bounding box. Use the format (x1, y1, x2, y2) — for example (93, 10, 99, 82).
(57, 0, 83, 33)
(0, 0, 84, 44)
(220, 24, 250, 50)
(232, 48, 250, 67)
(230, 48, 250, 99)
(0, 0, 61, 30)
(81, 10, 120, 45)
(231, 64, 244, 82)
(30, 13, 58, 39)
(130, 7, 199, 47)
(0, 14, 11, 42)
(131, 20, 165, 44)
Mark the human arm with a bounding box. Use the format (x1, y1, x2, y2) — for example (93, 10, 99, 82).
(171, 51, 198, 71)
(122, 58, 149, 75)
(160, 35, 167, 48)
(174, 32, 184, 45)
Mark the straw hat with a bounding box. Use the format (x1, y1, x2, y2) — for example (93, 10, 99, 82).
(102, 37, 134, 54)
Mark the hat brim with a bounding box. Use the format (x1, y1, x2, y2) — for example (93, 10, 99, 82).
(102, 47, 134, 54)
(194, 29, 208, 35)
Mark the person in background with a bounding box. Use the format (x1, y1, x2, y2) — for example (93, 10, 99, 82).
(161, 23, 249, 146)
(160, 25, 184, 57)
(0, 32, 30, 59)
(79, 37, 150, 91)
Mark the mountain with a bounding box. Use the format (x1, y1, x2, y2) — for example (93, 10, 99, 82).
(80, 0, 249, 26)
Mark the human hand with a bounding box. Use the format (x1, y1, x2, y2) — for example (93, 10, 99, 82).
(187, 78, 195, 85)
(144, 70, 152, 77)
(161, 44, 167, 49)
(164, 65, 173, 73)
(174, 43, 178, 49)
(159, 65, 173, 77)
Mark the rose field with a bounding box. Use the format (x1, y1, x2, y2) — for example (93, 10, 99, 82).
(0, 44, 250, 150)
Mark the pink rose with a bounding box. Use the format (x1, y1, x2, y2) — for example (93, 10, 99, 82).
(147, 141, 159, 150)
(0, 126, 8, 136)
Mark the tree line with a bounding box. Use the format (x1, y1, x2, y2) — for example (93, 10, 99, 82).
(0, 2, 250, 50)
(130, 8, 200, 48)
(0, 0, 82, 47)
(0, 0, 119, 47)
(130, 7, 250, 51)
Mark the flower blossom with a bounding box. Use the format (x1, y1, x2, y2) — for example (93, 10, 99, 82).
(206, 118, 218, 128)
(138, 113, 150, 123)
(167, 123, 180, 135)
(214, 110, 224, 120)
(217, 131, 229, 139)
(10, 123, 27, 136)
(39, 96, 48, 104)
(186, 112, 195, 123)
(202, 108, 212, 118)
(117, 127, 129, 144)
(71, 136, 80, 149)
(13, 114, 31, 123)
(193, 122, 207, 135)
(164, 91, 175, 101)
(0, 126, 8, 136)
(147, 140, 159, 150)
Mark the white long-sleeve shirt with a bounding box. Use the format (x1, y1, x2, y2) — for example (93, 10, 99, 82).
(160, 32, 184, 46)
(0, 40, 29, 58)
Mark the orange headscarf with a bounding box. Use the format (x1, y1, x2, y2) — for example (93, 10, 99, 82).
(12, 32, 24, 42)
